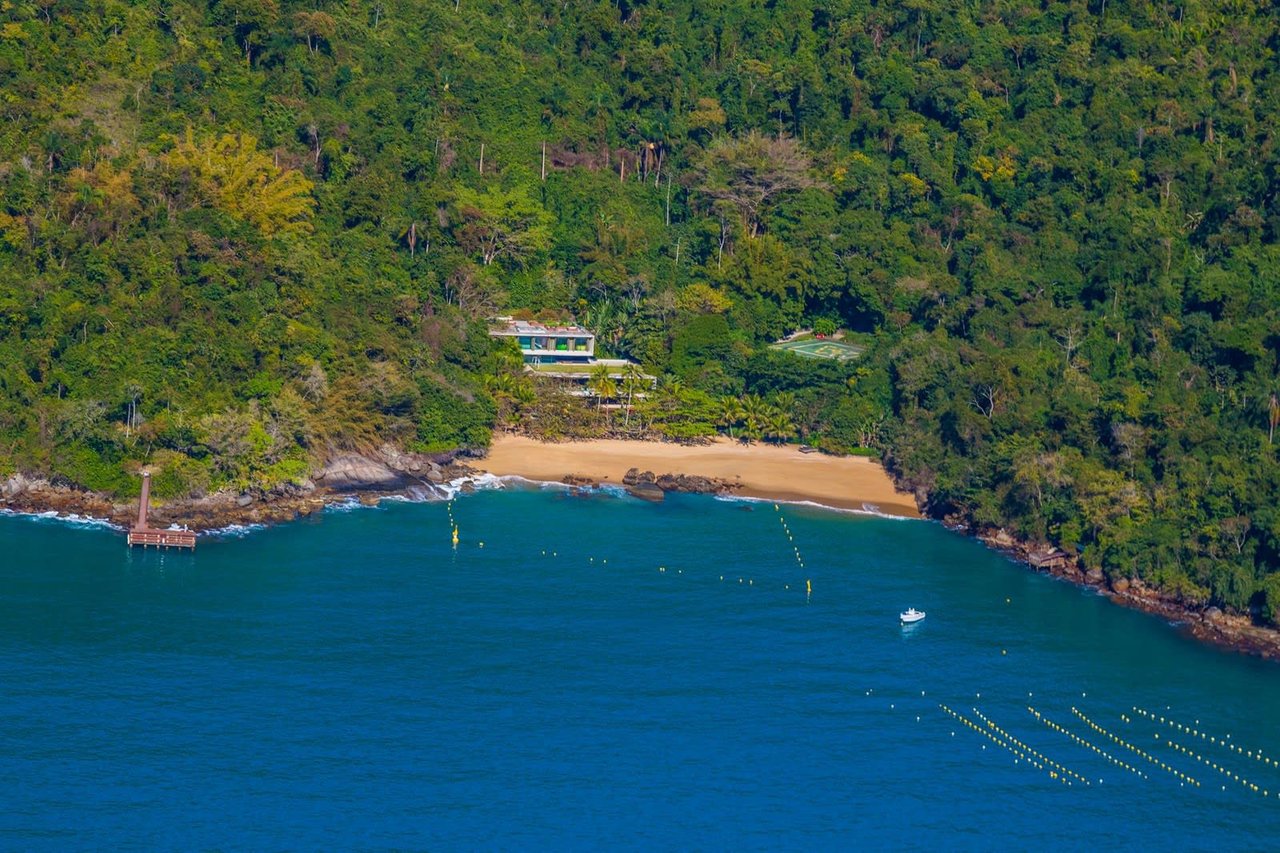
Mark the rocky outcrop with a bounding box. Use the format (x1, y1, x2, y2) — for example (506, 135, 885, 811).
(655, 473, 727, 494)
(315, 454, 408, 491)
(0, 445, 481, 533)
(313, 447, 470, 493)
(2, 473, 32, 499)
(378, 443, 454, 484)
(622, 468, 655, 486)
(562, 474, 598, 489)
(627, 482, 665, 502)
(622, 467, 740, 496)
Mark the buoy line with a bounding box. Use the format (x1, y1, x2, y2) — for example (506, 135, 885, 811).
(937, 704, 1081, 786)
(1130, 707, 1279, 769)
(1027, 707, 1146, 779)
(774, 505, 806, 573)
(1159, 736, 1272, 797)
(774, 505, 812, 600)
(970, 707, 1090, 785)
(1071, 707, 1199, 787)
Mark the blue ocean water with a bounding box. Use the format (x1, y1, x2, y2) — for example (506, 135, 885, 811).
(2, 486, 1279, 849)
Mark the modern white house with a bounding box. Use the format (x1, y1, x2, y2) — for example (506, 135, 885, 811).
(488, 318, 652, 394)
(488, 319, 595, 364)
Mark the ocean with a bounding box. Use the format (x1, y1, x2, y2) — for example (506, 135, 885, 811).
(2, 484, 1278, 849)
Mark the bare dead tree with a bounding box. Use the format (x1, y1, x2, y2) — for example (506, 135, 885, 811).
(1269, 392, 1279, 444)
(971, 384, 999, 419)
(691, 131, 818, 238)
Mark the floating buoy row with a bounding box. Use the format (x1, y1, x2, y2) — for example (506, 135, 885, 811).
(1027, 707, 1146, 779)
(1159, 736, 1272, 797)
(447, 500, 458, 548)
(939, 704, 1076, 785)
(1131, 707, 1278, 768)
(970, 707, 1090, 786)
(775, 505, 806, 573)
(1072, 707, 1199, 787)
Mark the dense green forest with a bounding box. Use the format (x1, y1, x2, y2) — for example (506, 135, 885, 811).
(2, 1, 1278, 620)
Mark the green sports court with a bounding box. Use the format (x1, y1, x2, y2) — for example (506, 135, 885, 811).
(769, 338, 865, 361)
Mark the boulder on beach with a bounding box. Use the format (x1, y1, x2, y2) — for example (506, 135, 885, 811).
(655, 473, 718, 494)
(627, 482, 665, 502)
(622, 468, 656, 486)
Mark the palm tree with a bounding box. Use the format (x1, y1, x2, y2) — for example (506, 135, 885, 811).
(621, 364, 648, 428)
(659, 376, 685, 411)
(587, 364, 617, 412)
(715, 396, 743, 438)
(739, 394, 767, 442)
(763, 407, 796, 443)
(772, 391, 800, 439)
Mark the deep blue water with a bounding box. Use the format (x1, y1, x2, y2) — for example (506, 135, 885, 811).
(2, 486, 1279, 849)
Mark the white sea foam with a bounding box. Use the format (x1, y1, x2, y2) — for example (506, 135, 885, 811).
(0, 507, 124, 530)
(205, 522, 267, 537)
(713, 492, 918, 520)
(452, 472, 507, 493)
(484, 474, 567, 492)
(479, 474, 630, 500)
(322, 496, 366, 513)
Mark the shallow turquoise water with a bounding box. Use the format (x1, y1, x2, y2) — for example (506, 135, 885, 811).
(2, 486, 1279, 848)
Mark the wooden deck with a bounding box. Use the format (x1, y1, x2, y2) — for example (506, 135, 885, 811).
(128, 471, 196, 549)
(127, 528, 197, 548)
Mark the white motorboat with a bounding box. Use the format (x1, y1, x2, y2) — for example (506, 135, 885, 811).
(900, 608, 926, 624)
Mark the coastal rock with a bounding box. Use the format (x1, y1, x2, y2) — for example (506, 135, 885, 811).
(1084, 567, 1104, 585)
(627, 482, 665, 502)
(1111, 577, 1130, 594)
(562, 474, 597, 488)
(316, 453, 407, 491)
(378, 443, 432, 476)
(982, 528, 1017, 549)
(1203, 607, 1224, 623)
(236, 494, 254, 507)
(654, 473, 733, 494)
(622, 468, 656, 486)
(2, 473, 31, 498)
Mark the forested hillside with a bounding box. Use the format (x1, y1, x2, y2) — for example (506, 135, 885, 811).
(1, 1, 1278, 620)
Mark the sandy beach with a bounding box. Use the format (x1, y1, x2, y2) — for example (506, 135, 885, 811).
(477, 434, 921, 517)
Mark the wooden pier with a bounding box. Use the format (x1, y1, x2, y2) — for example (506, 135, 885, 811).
(127, 471, 196, 549)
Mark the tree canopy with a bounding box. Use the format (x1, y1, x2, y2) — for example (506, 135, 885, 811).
(0, 0, 1278, 622)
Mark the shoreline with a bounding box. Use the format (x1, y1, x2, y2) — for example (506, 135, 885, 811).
(4, 436, 1277, 662)
(475, 434, 921, 518)
(964, 521, 1280, 662)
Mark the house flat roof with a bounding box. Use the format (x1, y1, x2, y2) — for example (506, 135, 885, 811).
(491, 320, 593, 337)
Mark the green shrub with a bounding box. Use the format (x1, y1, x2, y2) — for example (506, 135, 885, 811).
(150, 452, 213, 500)
(52, 446, 135, 496)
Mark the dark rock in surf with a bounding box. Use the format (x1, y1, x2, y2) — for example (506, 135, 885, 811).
(627, 482, 665, 502)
